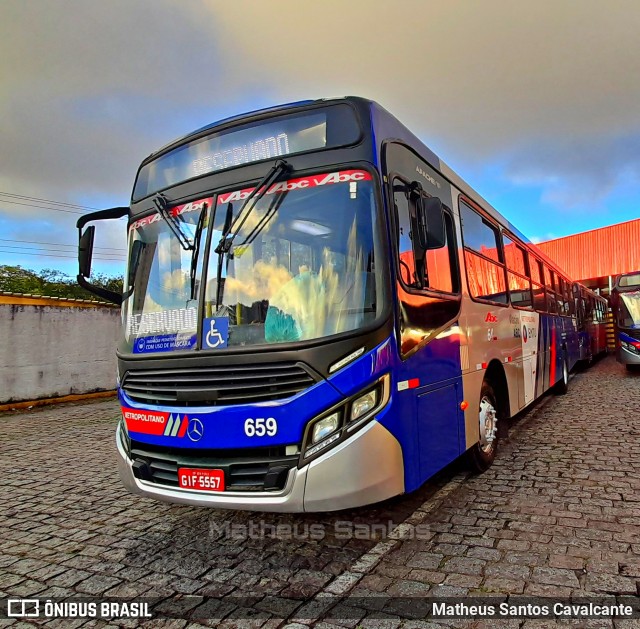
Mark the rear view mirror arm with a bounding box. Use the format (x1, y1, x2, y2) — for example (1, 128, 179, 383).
(76, 206, 129, 305)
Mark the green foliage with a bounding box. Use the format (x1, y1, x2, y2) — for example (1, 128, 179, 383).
(0, 265, 123, 300)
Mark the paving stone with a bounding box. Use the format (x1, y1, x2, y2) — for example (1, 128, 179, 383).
(584, 573, 638, 594)
(406, 552, 443, 570)
(531, 566, 580, 588)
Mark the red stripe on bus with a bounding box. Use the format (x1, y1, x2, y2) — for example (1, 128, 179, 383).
(122, 407, 169, 435)
(217, 170, 373, 205)
(549, 327, 556, 386)
(178, 416, 189, 438)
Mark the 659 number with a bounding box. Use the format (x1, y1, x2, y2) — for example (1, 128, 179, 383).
(244, 417, 277, 437)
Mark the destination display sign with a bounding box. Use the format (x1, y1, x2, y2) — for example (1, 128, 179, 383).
(132, 104, 361, 201)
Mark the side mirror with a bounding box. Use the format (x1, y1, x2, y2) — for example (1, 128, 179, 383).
(414, 192, 446, 250)
(78, 226, 95, 278)
(76, 206, 129, 305)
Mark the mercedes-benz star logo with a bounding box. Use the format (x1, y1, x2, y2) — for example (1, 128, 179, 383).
(187, 418, 204, 442)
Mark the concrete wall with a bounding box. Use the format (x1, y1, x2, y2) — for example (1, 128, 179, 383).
(0, 296, 120, 403)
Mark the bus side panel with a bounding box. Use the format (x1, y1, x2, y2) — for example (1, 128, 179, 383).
(388, 327, 465, 493)
(535, 314, 551, 397)
(461, 369, 484, 450)
(562, 316, 580, 372)
(449, 189, 520, 448)
(416, 381, 463, 481)
(549, 315, 563, 387)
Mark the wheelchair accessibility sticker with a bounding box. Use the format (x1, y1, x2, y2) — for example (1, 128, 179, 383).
(203, 317, 229, 349)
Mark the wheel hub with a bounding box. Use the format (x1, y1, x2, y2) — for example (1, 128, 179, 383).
(479, 396, 498, 452)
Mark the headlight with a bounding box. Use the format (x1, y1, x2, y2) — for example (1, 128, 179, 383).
(312, 412, 340, 443)
(301, 374, 390, 462)
(350, 390, 377, 422)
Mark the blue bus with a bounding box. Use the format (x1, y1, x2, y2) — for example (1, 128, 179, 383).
(611, 271, 640, 369)
(77, 97, 599, 511)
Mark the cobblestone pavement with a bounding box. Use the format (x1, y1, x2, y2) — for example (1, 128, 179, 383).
(328, 358, 640, 629)
(0, 357, 639, 628)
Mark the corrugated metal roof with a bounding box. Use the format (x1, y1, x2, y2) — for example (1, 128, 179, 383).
(537, 217, 640, 281)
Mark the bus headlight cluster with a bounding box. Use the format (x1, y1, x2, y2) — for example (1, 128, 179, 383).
(621, 340, 640, 354)
(302, 374, 390, 462)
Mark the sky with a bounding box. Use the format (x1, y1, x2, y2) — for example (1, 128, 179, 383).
(1, 0, 639, 280)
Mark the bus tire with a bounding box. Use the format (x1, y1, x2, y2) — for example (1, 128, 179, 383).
(554, 356, 569, 395)
(469, 381, 499, 472)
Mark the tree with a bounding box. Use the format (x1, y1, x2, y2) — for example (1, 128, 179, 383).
(0, 265, 123, 300)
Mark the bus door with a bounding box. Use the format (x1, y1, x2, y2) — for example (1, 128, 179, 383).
(384, 142, 464, 484)
(520, 312, 539, 405)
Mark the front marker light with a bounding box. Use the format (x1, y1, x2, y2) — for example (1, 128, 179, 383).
(305, 432, 341, 458)
(350, 389, 377, 422)
(312, 412, 340, 444)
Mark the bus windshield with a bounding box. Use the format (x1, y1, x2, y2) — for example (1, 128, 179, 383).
(122, 198, 212, 354)
(619, 291, 640, 328)
(122, 169, 385, 353)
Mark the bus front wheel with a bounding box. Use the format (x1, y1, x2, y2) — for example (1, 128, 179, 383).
(469, 381, 499, 472)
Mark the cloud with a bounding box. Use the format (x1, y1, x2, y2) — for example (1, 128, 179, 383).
(503, 132, 640, 210)
(207, 0, 640, 151)
(0, 0, 278, 209)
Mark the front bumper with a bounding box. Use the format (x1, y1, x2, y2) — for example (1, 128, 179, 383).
(116, 420, 404, 512)
(619, 346, 640, 365)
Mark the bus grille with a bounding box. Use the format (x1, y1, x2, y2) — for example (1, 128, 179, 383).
(129, 441, 297, 492)
(121, 362, 317, 406)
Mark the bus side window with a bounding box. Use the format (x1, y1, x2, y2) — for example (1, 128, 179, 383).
(394, 179, 457, 294)
(503, 234, 532, 308)
(558, 278, 568, 316)
(529, 255, 546, 312)
(543, 266, 556, 314)
(460, 200, 507, 304)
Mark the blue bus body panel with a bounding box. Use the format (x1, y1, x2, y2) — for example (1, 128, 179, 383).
(391, 329, 464, 492)
(122, 338, 394, 451)
(370, 102, 441, 170)
(122, 329, 466, 494)
(324, 329, 465, 494)
(120, 376, 344, 449)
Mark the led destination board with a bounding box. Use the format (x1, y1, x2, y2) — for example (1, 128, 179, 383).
(132, 104, 361, 201)
(190, 119, 310, 177)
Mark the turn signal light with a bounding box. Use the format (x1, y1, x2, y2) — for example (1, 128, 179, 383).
(460, 401, 469, 410)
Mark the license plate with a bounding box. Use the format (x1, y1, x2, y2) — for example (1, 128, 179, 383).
(178, 468, 225, 492)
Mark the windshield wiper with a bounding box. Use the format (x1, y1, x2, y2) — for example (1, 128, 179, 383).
(213, 159, 291, 310)
(214, 202, 234, 311)
(189, 201, 208, 300)
(153, 193, 193, 251)
(215, 159, 290, 258)
(238, 188, 288, 248)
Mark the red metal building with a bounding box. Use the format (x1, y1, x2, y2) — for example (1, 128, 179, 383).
(536, 217, 640, 295)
